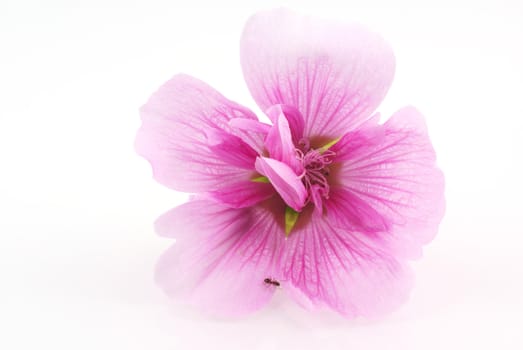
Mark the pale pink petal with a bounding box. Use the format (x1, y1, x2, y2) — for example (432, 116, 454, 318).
(265, 104, 305, 143)
(229, 118, 271, 134)
(228, 118, 270, 155)
(208, 181, 274, 208)
(241, 8, 395, 139)
(135, 74, 259, 192)
(205, 129, 258, 169)
(281, 208, 413, 318)
(329, 106, 445, 258)
(155, 199, 285, 316)
(265, 112, 303, 173)
(255, 157, 307, 212)
(360, 112, 381, 129)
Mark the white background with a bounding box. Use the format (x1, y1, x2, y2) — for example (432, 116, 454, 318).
(1, 0, 522, 349)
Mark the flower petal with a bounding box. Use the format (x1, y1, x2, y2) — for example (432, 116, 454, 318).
(329, 106, 445, 258)
(208, 180, 274, 208)
(135, 74, 259, 192)
(281, 208, 413, 318)
(266, 104, 305, 143)
(255, 157, 307, 212)
(240, 8, 395, 139)
(228, 118, 270, 155)
(265, 111, 303, 173)
(155, 199, 285, 316)
(206, 129, 258, 169)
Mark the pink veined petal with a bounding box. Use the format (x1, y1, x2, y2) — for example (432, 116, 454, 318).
(240, 8, 395, 139)
(327, 188, 390, 233)
(265, 112, 303, 173)
(265, 104, 305, 143)
(208, 180, 274, 208)
(360, 112, 381, 129)
(228, 118, 270, 155)
(229, 118, 271, 134)
(205, 129, 258, 169)
(154, 199, 285, 316)
(329, 106, 445, 258)
(255, 157, 307, 212)
(281, 207, 414, 318)
(135, 74, 259, 192)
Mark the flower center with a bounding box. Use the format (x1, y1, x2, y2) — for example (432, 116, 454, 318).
(296, 138, 335, 204)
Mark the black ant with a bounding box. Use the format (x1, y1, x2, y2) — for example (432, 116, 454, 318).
(264, 278, 280, 287)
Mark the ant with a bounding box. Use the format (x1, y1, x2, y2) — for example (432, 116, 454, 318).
(264, 278, 280, 287)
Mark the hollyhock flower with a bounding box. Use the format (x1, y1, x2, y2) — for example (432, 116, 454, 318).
(135, 8, 445, 318)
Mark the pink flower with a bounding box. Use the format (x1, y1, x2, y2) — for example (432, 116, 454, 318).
(135, 8, 445, 318)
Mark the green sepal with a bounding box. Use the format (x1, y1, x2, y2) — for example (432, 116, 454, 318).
(319, 137, 341, 153)
(251, 176, 270, 183)
(285, 206, 300, 236)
